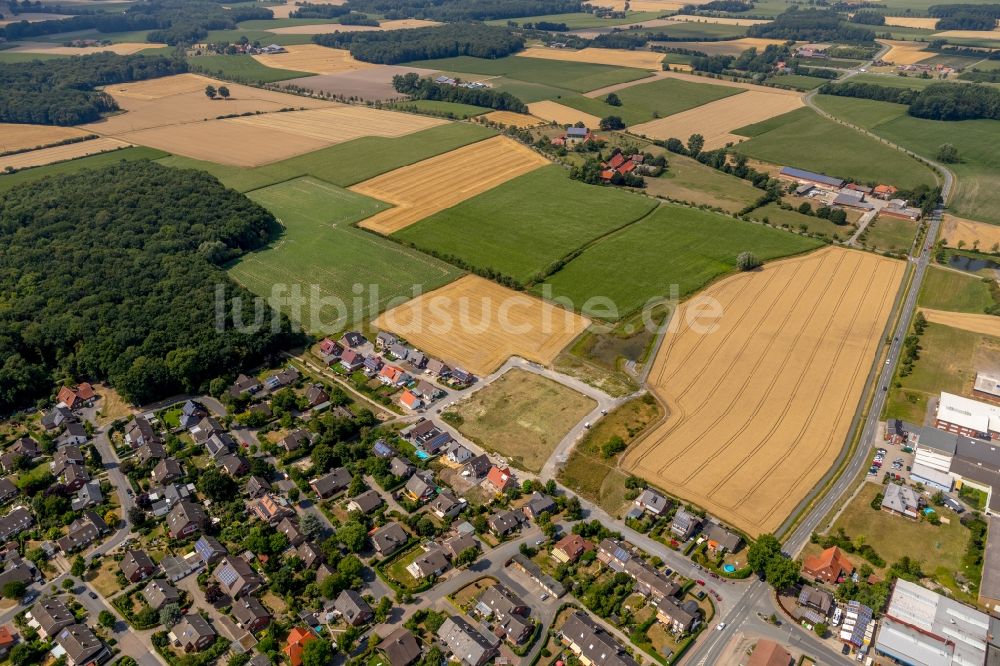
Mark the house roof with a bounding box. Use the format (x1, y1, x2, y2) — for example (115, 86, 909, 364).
(379, 627, 421, 666)
(779, 166, 845, 188)
(560, 611, 638, 666)
(173, 614, 216, 646)
(372, 522, 409, 553)
(747, 639, 792, 666)
(881, 484, 919, 514)
(232, 595, 270, 626)
(310, 468, 352, 496)
(121, 549, 155, 579)
(554, 534, 593, 560)
(485, 466, 514, 491)
(438, 616, 496, 666)
(166, 501, 205, 536)
(55, 623, 104, 664)
(142, 578, 180, 609)
(334, 589, 372, 623)
(350, 490, 384, 514)
(803, 546, 852, 578)
(284, 627, 318, 666)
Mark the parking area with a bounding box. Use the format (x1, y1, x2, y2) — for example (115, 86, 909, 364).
(867, 423, 916, 483)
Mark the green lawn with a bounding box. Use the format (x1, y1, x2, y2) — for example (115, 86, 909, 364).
(487, 10, 664, 29)
(538, 204, 823, 319)
(393, 166, 658, 283)
(228, 177, 462, 333)
(862, 215, 918, 253)
(917, 266, 996, 314)
(559, 77, 742, 126)
(647, 152, 762, 213)
(749, 202, 851, 239)
(884, 321, 999, 422)
(407, 55, 653, 95)
(763, 74, 829, 90)
(732, 107, 938, 191)
(814, 94, 1000, 224)
(848, 73, 958, 90)
(646, 21, 747, 39)
(157, 123, 496, 191)
(187, 54, 313, 83)
(0, 147, 168, 193)
(389, 100, 489, 119)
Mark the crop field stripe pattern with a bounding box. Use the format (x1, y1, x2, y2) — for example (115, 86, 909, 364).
(622, 248, 904, 536)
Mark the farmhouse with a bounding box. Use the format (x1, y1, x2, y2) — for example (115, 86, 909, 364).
(778, 166, 845, 191)
(802, 546, 852, 583)
(553, 126, 595, 147)
(56, 383, 96, 411)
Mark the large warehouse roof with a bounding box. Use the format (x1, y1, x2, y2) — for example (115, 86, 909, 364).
(938, 392, 1000, 434)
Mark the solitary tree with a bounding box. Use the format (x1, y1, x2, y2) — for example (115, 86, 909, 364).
(687, 133, 705, 156)
(736, 251, 761, 271)
(599, 115, 625, 130)
(205, 85, 217, 100)
(218, 86, 231, 99)
(604, 92, 622, 106)
(936, 143, 959, 163)
(71, 555, 86, 577)
(99, 610, 116, 629)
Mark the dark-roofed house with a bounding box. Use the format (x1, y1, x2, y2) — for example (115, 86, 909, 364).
(204, 433, 234, 460)
(55, 623, 109, 666)
(376, 331, 397, 349)
(404, 472, 435, 503)
(341, 331, 366, 348)
(305, 384, 329, 408)
(430, 491, 463, 520)
(57, 511, 108, 552)
(656, 598, 700, 634)
(58, 422, 89, 448)
(348, 490, 383, 515)
(232, 596, 271, 632)
(379, 627, 421, 666)
(27, 596, 74, 638)
(0, 479, 17, 504)
(125, 416, 161, 449)
(264, 367, 300, 391)
(625, 558, 680, 603)
(214, 555, 262, 599)
(509, 554, 566, 598)
(488, 510, 522, 537)
(671, 509, 701, 540)
(52, 445, 84, 475)
(797, 585, 833, 615)
(335, 589, 373, 626)
(189, 416, 223, 444)
(0, 507, 33, 542)
(463, 454, 491, 479)
(438, 615, 497, 666)
(166, 501, 207, 539)
(170, 614, 217, 652)
(11, 436, 40, 459)
(138, 441, 167, 465)
(42, 406, 74, 431)
(406, 545, 449, 579)
(281, 429, 312, 453)
(152, 458, 184, 485)
(634, 489, 669, 516)
(277, 517, 305, 546)
(390, 457, 415, 478)
(373, 439, 396, 459)
(251, 494, 294, 524)
(245, 476, 271, 498)
(143, 578, 181, 610)
(596, 538, 632, 572)
(230, 374, 261, 398)
(522, 492, 556, 521)
(195, 535, 227, 565)
(179, 400, 206, 429)
(703, 522, 742, 554)
(372, 522, 409, 556)
(120, 550, 157, 583)
(552, 534, 593, 564)
(310, 468, 352, 498)
(218, 453, 249, 477)
(476, 584, 531, 644)
(297, 541, 323, 569)
(560, 611, 638, 666)
(442, 533, 479, 560)
(61, 463, 89, 492)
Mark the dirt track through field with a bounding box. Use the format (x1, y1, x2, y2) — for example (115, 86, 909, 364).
(375, 275, 591, 374)
(919, 308, 1000, 338)
(352, 136, 550, 234)
(630, 90, 802, 149)
(252, 44, 375, 74)
(939, 214, 1000, 250)
(0, 123, 92, 153)
(0, 137, 130, 170)
(518, 46, 666, 70)
(621, 247, 904, 537)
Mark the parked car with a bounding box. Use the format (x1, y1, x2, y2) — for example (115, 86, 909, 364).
(696, 579, 705, 586)
(716, 623, 726, 631)
(842, 644, 851, 655)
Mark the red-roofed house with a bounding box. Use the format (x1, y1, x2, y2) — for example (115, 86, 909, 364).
(873, 184, 898, 200)
(379, 365, 410, 387)
(599, 152, 639, 182)
(747, 640, 792, 666)
(802, 546, 852, 583)
(284, 626, 318, 666)
(319, 338, 343, 361)
(399, 390, 422, 411)
(57, 384, 97, 410)
(484, 466, 516, 495)
(0, 625, 15, 656)
(607, 153, 626, 170)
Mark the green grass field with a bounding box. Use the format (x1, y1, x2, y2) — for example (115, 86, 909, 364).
(229, 177, 462, 333)
(749, 202, 851, 239)
(917, 266, 996, 314)
(487, 10, 664, 29)
(393, 166, 658, 283)
(157, 123, 495, 191)
(733, 107, 938, 191)
(849, 73, 960, 90)
(763, 74, 829, 90)
(559, 77, 742, 126)
(862, 215, 918, 253)
(202, 29, 314, 46)
(814, 95, 1000, 224)
(187, 54, 313, 83)
(35, 28, 154, 43)
(646, 152, 762, 213)
(0, 52, 67, 63)
(647, 21, 747, 39)
(538, 204, 823, 319)
(0, 147, 168, 193)
(407, 55, 653, 96)
(389, 100, 489, 118)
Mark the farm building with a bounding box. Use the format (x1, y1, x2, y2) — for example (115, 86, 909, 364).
(935, 391, 1000, 440)
(778, 166, 845, 191)
(552, 126, 594, 147)
(880, 201, 921, 221)
(973, 372, 1000, 402)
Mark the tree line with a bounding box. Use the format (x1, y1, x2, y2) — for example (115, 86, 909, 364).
(0, 52, 187, 125)
(314, 23, 523, 64)
(0, 161, 302, 412)
(821, 80, 1000, 121)
(748, 7, 876, 43)
(392, 72, 528, 111)
(343, 0, 580, 21)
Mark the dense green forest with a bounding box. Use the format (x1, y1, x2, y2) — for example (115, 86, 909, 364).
(342, 0, 579, 21)
(748, 8, 875, 43)
(288, 2, 350, 19)
(2, 0, 272, 44)
(0, 53, 186, 125)
(314, 23, 523, 64)
(821, 80, 1000, 121)
(0, 161, 300, 412)
(392, 72, 527, 111)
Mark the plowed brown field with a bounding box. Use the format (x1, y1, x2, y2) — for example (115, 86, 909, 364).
(375, 275, 590, 374)
(352, 136, 549, 234)
(621, 247, 904, 536)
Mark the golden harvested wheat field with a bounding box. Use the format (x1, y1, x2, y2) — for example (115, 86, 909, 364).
(621, 247, 904, 537)
(527, 101, 602, 127)
(650, 37, 787, 57)
(86, 74, 332, 135)
(665, 14, 771, 25)
(939, 214, 1000, 250)
(252, 44, 374, 74)
(882, 16, 941, 29)
(932, 28, 1000, 40)
(880, 40, 933, 65)
(352, 136, 550, 234)
(479, 111, 545, 127)
(5, 41, 164, 55)
(519, 46, 666, 70)
(920, 309, 1000, 338)
(589, 0, 690, 10)
(631, 90, 803, 149)
(228, 106, 446, 141)
(0, 123, 92, 153)
(375, 275, 591, 374)
(0, 137, 130, 170)
(268, 18, 440, 34)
